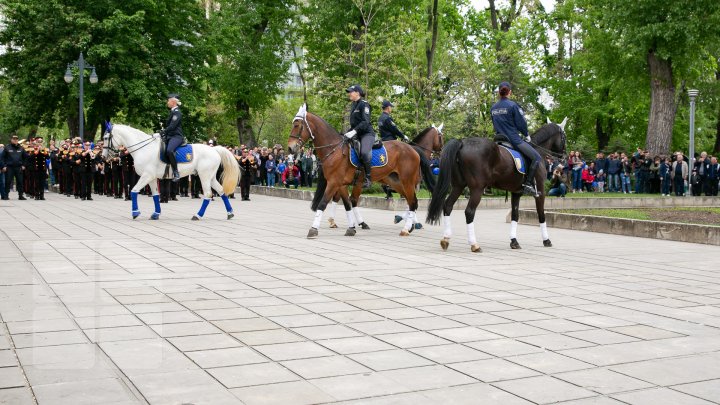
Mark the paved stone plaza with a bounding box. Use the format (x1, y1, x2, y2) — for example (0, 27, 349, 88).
(1, 194, 719, 405)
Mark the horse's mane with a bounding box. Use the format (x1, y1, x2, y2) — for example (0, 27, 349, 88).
(114, 124, 156, 138)
(531, 123, 561, 145)
(411, 126, 435, 144)
(308, 113, 342, 138)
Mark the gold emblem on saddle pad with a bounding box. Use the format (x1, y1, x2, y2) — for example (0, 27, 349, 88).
(514, 157, 523, 172)
(380, 155, 386, 163)
(186, 153, 191, 160)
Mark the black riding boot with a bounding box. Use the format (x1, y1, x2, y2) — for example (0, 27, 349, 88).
(522, 161, 540, 196)
(167, 152, 180, 182)
(363, 161, 372, 188)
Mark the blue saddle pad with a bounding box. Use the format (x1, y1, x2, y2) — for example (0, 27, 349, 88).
(498, 144, 526, 175)
(350, 146, 388, 168)
(160, 144, 194, 164)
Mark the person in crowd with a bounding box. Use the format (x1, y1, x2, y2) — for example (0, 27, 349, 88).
(300, 149, 315, 188)
(239, 147, 256, 201)
(266, 153, 276, 187)
(571, 151, 583, 193)
(582, 162, 595, 192)
(0, 142, 6, 200)
(31, 142, 49, 200)
(707, 156, 719, 196)
(659, 157, 671, 196)
(607, 153, 621, 192)
(282, 161, 300, 189)
(547, 165, 567, 197)
(1, 135, 28, 200)
(79, 141, 95, 200)
(695, 151, 709, 195)
(671, 153, 688, 196)
(593, 152, 608, 191)
(596, 169, 606, 193)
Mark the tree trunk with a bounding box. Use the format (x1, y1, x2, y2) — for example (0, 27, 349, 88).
(645, 50, 675, 155)
(67, 116, 79, 139)
(425, 0, 439, 120)
(236, 100, 256, 148)
(595, 117, 610, 152)
(715, 70, 720, 154)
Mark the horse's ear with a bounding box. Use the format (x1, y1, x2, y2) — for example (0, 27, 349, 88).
(559, 117, 568, 131)
(438, 123, 444, 133)
(546, 117, 551, 124)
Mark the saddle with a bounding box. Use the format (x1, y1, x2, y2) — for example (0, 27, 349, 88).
(349, 138, 388, 168)
(494, 135, 526, 175)
(160, 139, 194, 165)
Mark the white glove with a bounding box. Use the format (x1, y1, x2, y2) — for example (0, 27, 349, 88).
(403, 135, 409, 142)
(525, 136, 531, 142)
(344, 130, 357, 139)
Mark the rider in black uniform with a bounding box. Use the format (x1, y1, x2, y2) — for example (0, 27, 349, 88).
(378, 100, 408, 142)
(491, 81, 541, 196)
(344, 85, 375, 188)
(160, 93, 183, 182)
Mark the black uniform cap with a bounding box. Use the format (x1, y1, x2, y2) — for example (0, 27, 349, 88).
(498, 81, 511, 90)
(346, 85, 364, 94)
(381, 100, 393, 109)
(167, 93, 180, 100)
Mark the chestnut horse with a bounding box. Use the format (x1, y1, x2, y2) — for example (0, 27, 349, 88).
(287, 104, 421, 238)
(426, 120, 567, 252)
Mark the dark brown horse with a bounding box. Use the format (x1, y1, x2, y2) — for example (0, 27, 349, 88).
(287, 104, 422, 238)
(325, 124, 445, 229)
(426, 120, 567, 252)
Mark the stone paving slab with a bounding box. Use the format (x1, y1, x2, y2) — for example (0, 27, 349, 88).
(1, 193, 720, 404)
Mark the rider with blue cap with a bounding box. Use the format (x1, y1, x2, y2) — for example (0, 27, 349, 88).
(160, 93, 183, 182)
(491, 81, 541, 195)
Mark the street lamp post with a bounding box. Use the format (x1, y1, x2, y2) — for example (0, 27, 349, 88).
(64, 52, 98, 142)
(688, 89, 699, 197)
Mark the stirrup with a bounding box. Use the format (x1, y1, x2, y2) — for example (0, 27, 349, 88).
(363, 177, 372, 188)
(172, 170, 180, 182)
(522, 183, 538, 197)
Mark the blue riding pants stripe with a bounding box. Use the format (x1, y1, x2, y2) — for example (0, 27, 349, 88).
(221, 194, 232, 212)
(198, 198, 211, 217)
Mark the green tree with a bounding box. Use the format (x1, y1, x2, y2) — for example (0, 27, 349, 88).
(207, 0, 295, 147)
(0, 0, 208, 140)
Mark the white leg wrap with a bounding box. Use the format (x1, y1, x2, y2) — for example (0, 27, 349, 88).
(403, 211, 416, 230)
(352, 207, 364, 224)
(328, 201, 337, 218)
(540, 222, 549, 240)
(510, 220, 518, 239)
(312, 210, 324, 229)
(467, 222, 477, 245)
(345, 210, 356, 228)
(443, 215, 452, 238)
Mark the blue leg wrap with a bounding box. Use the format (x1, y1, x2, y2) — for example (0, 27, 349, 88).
(198, 198, 210, 217)
(131, 191, 140, 217)
(221, 194, 233, 213)
(151, 195, 161, 219)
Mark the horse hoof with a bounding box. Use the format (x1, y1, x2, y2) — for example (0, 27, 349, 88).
(360, 222, 370, 230)
(150, 213, 159, 220)
(543, 239, 552, 247)
(440, 238, 450, 250)
(191, 215, 200, 221)
(510, 238, 521, 249)
(393, 215, 403, 224)
(132, 211, 140, 219)
(307, 228, 319, 239)
(345, 228, 356, 236)
(399, 229, 410, 236)
(328, 219, 338, 229)
(414, 223, 423, 230)
(408, 225, 414, 234)
(227, 212, 234, 220)
(470, 243, 482, 253)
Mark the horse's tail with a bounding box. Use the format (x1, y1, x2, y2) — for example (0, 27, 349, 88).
(311, 165, 327, 211)
(412, 145, 436, 193)
(426, 139, 462, 225)
(215, 146, 240, 196)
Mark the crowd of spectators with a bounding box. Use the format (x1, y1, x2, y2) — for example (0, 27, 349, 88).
(545, 148, 720, 198)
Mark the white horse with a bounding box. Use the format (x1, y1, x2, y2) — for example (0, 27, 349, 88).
(102, 123, 239, 220)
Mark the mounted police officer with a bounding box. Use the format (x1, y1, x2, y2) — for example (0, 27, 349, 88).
(491, 81, 541, 196)
(378, 100, 409, 142)
(344, 85, 375, 188)
(160, 93, 183, 182)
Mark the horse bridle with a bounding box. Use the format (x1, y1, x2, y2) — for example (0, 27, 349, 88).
(103, 126, 158, 156)
(410, 127, 444, 154)
(530, 126, 567, 160)
(290, 114, 342, 152)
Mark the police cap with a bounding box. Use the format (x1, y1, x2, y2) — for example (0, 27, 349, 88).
(346, 85, 364, 94)
(381, 100, 393, 109)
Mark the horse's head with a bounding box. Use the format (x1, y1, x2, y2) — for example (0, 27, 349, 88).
(288, 104, 314, 155)
(535, 117, 568, 159)
(102, 121, 116, 159)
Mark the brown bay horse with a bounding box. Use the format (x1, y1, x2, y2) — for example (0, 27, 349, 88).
(326, 124, 445, 229)
(287, 104, 422, 238)
(426, 121, 567, 252)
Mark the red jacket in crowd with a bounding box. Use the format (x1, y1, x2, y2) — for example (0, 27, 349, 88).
(282, 165, 300, 182)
